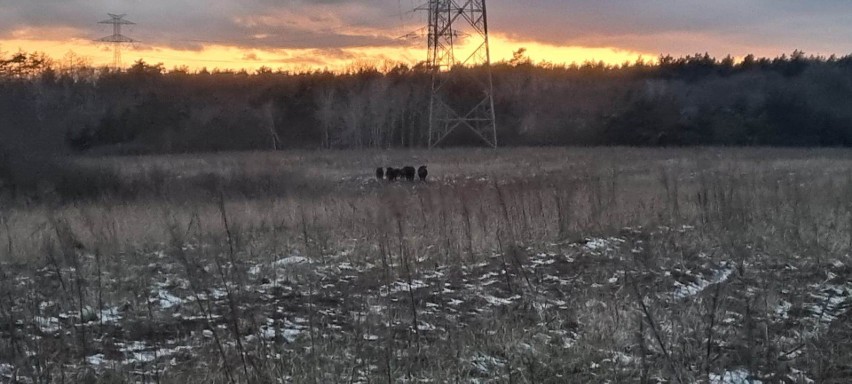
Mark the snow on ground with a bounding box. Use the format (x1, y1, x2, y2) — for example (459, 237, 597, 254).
(34, 316, 60, 335)
(480, 294, 521, 306)
(808, 282, 852, 325)
(86, 354, 106, 367)
(787, 368, 816, 384)
(4, 227, 851, 382)
(582, 237, 625, 254)
(154, 287, 183, 309)
(279, 325, 303, 343)
(0, 363, 13, 379)
(386, 279, 429, 294)
(709, 369, 762, 384)
(117, 341, 194, 366)
(273, 255, 310, 266)
(774, 300, 792, 320)
(100, 307, 122, 323)
(672, 262, 734, 300)
(469, 353, 506, 375)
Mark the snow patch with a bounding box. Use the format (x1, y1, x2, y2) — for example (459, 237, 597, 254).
(260, 327, 276, 340)
(120, 341, 193, 365)
(155, 289, 182, 309)
(248, 264, 262, 275)
(808, 283, 851, 325)
(100, 307, 122, 323)
(274, 256, 310, 266)
(672, 263, 734, 300)
(0, 363, 13, 379)
(208, 288, 227, 300)
(470, 353, 505, 374)
(709, 369, 762, 384)
(280, 327, 302, 342)
(417, 321, 437, 331)
(584, 238, 608, 251)
(774, 300, 792, 320)
(531, 253, 557, 266)
(86, 354, 106, 366)
(787, 368, 815, 384)
(386, 279, 429, 294)
(35, 316, 60, 335)
(480, 294, 521, 306)
(583, 237, 624, 252)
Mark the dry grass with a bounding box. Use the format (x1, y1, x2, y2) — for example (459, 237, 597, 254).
(2, 147, 852, 383)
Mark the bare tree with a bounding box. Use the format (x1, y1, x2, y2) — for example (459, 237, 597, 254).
(314, 89, 337, 149)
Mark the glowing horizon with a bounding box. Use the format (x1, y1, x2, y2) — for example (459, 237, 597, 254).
(3, 1, 852, 73)
(1, 33, 657, 73)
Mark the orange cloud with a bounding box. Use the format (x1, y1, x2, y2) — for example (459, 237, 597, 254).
(482, 33, 653, 66)
(1, 31, 653, 73)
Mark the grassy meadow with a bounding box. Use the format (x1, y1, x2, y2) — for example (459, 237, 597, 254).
(1, 147, 851, 383)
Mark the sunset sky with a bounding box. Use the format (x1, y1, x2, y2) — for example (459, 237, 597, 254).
(2, 1, 851, 72)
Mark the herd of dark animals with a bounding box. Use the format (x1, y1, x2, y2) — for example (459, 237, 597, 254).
(376, 165, 427, 182)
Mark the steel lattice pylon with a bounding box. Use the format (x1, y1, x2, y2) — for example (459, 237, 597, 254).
(423, 0, 497, 148)
(96, 14, 136, 71)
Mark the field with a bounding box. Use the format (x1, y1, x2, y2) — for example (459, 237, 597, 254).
(1, 147, 852, 383)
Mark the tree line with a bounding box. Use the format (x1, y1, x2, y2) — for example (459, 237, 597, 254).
(2, 49, 852, 155)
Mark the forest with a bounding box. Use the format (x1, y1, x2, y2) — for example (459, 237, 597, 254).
(2, 49, 852, 156)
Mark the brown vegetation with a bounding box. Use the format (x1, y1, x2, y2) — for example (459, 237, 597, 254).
(1, 147, 851, 382)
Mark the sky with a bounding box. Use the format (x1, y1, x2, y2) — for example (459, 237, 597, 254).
(1, 0, 851, 72)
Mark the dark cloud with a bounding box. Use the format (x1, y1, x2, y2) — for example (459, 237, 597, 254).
(1, 0, 851, 57)
(0, 0, 404, 50)
(488, 0, 852, 56)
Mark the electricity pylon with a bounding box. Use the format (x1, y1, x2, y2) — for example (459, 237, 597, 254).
(420, 0, 497, 148)
(96, 14, 136, 71)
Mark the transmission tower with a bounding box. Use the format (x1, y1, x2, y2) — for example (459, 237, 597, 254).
(96, 13, 136, 71)
(419, 0, 497, 148)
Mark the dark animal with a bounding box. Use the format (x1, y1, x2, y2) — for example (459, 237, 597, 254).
(386, 167, 399, 181)
(401, 166, 416, 181)
(418, 165, 428, 181)
(376, 167, 384, 180)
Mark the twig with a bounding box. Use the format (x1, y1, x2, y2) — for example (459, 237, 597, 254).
(396, 216, 420, 348)
(167, 218, 237, 384)
(630, 279, 683, 384)
(704, 281, 723, 379)
(216, 195, 253, 378)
